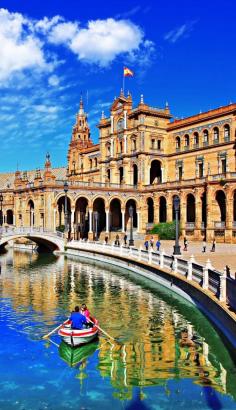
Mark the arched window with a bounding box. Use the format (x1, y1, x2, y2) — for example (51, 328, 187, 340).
(184, 134, 190, 150)
(89, 159, 92, 169)
(106, 143, 111, 157)
(193, 132, 199, 147)
(224, 124, 230, 141)
(151, 138, 155, 149)
(119, 141, 123, 154)
(203, 130, 208, 146)
(176, 137, 181, 151)
(117, 118, 124, 131)
(213, 127, 219, 143)
(131, 138, 137, 152)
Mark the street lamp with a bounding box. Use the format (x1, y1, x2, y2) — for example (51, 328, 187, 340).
(0, 192, 3, 227)
(128, 205, 134, 246)
(94, 211, 99, 241)
(64, 181, 69, 236)
(173, 195, 181, 255)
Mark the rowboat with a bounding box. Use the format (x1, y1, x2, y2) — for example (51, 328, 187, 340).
(59, 340, 98, 367)
(58, 320, 98, 347)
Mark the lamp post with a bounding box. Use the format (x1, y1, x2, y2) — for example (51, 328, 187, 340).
(63, 181, 68, 237)
(94, 211, 99, 241)
(74, 222, 77, 240)
(128, 205, 134, 246)
(173, 195, 181, 255)
(0, 193, 3, 227)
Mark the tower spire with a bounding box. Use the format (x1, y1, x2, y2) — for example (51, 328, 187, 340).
(79, 94, 84, 115)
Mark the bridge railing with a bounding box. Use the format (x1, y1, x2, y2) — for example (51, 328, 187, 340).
(0, 226, 64, 239)
(67, 240, 233, 310)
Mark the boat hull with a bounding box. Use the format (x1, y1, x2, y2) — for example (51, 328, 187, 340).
(58, 326, 98, 347)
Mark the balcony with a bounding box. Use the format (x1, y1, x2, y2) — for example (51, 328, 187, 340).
(213, 138, 219, 145)
(214, 221, 225, 228)
(185, 222, 195, 229)
(184, 145, 190, 151)
(203, 141, 209, 147)
(193, 143, 199, 149)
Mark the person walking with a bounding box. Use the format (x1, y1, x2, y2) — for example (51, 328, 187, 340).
(211, 238, 216, 252)
(123, 233, 127, 246)
(225, 265, 231, 277)
(183, 237, 188, 251)
(144, 240, 149, 251)
(156, 239, 161, 251)
(202, 239, 206, 253)
(105, 235, 109, 244)
(150, 236, 154, 249)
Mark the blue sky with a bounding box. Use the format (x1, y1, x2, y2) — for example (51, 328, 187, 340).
(0, 0, 235, 172)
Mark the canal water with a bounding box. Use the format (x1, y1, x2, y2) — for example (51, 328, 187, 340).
(0, 249, 236, 410)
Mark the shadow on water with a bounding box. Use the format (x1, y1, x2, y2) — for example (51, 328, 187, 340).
(125, 389, 150, 410)
(204, 386, 223, 410)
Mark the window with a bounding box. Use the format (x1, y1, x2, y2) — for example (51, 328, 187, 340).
(199, 163, 204, 178)
(94, 158, 98, 168)
(222, 158, 227, 173)
(117, 118, 124, 131)
(224, 125, 230, 141)
(213, 127, 219, 143)
(184, 134, 190, 149)
(119, 141, 123, 154)
(89, 159, 92, 169)
(132, 138, 137, 151)
(193, 132, 199, 147)
(176, 137, 181, 151)
(157, 140, 161, 150)
(151, 139, 155, 149)
(203, 130, 208, 145)
(178, 166, 183, 180)
(106, 144, 111, 157)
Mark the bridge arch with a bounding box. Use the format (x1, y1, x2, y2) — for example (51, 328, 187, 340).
(0, 230, 64, 252)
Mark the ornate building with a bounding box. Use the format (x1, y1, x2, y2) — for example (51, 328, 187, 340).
(0, 90, 236, 242)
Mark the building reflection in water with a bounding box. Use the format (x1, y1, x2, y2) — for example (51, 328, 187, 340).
(0, 249, 235, 401)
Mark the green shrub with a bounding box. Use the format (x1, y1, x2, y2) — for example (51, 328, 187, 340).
(56, 225, 65, 232)
(150, 222, 179, 240)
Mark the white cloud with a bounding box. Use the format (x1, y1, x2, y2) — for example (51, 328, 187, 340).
(164, 21, 197, 43)
(49, 21, 79, 45)
(49, 18, 144, 67)
(0, 8, 49, 82)
(48, 74, 60, 86)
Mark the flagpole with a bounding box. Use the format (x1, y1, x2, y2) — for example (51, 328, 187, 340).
(122, 66, 125, 95)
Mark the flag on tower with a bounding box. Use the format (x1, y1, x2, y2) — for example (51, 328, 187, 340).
(124, 67, 134, 77)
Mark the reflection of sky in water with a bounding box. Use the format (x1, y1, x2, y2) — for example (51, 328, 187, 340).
(0, 249, 236, 409)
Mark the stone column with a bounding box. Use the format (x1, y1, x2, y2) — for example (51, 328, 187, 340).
(225, 191, 233, 243)
(105, 209, 109, 233)
(13, 214, 16, 226)
(124, 110, 127, 129)
(124, 134, 127, 154)
(180, 194, 186, 237)
(166, 194, 172, 222)
(89, 209, 93, 233)
(71, 209, 75, 235)
(121, 210, 125, 233)
(195, 190, 202, 240)
(206, 185, 214, 242)
(53, 209, 56, 232)
(111, 115, 114, 133)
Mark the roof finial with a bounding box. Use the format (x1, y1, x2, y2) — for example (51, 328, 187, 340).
(120, 88, 124, 96)
(101, 111, 105, 119)
(165, 101, 169, 108)
(79, 93, 84, 115)
(140, 94, 144, 104)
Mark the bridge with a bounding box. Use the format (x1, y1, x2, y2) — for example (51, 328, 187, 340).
(0, 227, 65, 252)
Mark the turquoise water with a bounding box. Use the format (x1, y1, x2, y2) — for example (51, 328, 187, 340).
(0, 248, 236, 410)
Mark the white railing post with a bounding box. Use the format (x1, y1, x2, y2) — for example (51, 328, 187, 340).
(138, 245, 142, 261)
(173, 256, 177, 273)
(202, 266, 209, 290)
(219, 268, 227, 303)
(188, 255, 195, 279)
(148, 248, 153, 264)
(160, 250, 165, 268)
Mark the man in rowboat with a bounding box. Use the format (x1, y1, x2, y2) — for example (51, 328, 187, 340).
(69, 306, 87, 330)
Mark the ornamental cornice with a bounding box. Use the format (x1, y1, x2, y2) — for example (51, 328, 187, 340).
(173, 118, 232, 137)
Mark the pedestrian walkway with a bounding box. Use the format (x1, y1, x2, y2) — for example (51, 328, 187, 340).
(130, 238, 236, 273)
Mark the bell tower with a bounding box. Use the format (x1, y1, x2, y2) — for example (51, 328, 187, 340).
(67, 96, 92, 177)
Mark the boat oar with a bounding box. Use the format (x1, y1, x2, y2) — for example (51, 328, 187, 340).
(42, 319, 69, 340)
(87, 317, 116, 342)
